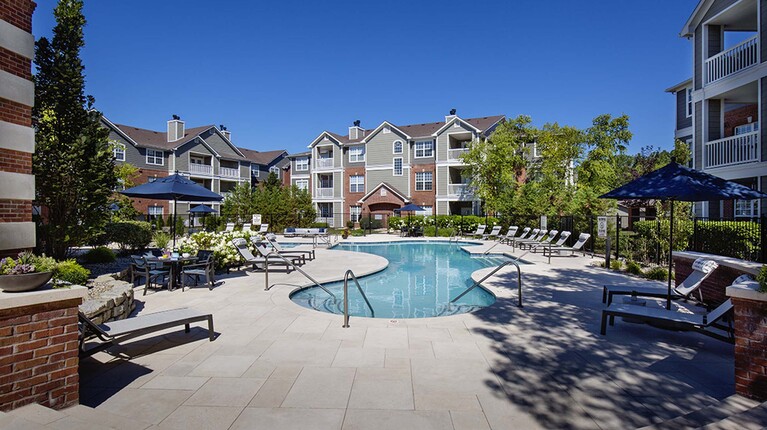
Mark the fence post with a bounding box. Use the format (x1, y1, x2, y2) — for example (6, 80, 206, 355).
(368, 213, 372, 236)
(615, 214, 621, 259)
(655, 218, 661, 265)
(762, 214, 767, 263)
(589, 216, 594, 253)
(692, 217, 698, 252)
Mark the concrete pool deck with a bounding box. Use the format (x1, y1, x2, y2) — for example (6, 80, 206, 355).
(77, 234, 735, 429)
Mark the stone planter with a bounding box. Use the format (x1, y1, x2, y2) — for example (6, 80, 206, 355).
(0, 272, 53, 292)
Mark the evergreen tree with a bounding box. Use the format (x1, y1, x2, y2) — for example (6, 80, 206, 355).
(33, 0, 117, 258)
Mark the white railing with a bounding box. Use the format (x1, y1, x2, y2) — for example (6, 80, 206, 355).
(315, 187, 334, 198)
(315, 158, 334, 169)
(315, 216, 335, 227)
(448, 148, 469, 160)
(705, 35, 759, 84)
(189, 163, 212, 175)
(219, 166, 239, 178)
(704, 131, 759, 168)
(448, 183, 473, 198)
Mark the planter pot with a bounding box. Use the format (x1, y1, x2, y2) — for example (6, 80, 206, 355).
(0, 272, 53, 292)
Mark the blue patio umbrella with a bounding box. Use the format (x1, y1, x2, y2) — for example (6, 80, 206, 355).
(395, 203, 425, 228)
(189, 204, 217, 231)
(600, 162, 767, 309)
(120, 173, 223, 247)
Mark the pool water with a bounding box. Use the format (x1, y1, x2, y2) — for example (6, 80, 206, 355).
(290, 241, 502, 319)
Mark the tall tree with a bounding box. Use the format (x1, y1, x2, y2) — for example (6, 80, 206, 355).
(33, 0, 117, 258)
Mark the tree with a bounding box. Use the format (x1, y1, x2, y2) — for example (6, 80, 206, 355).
(220, 182, 256, 223)
(526, 122, 584, 215)
(111, 161, 140, 221)
(461, 115, 536, 214)
(33, 0, 117, 258)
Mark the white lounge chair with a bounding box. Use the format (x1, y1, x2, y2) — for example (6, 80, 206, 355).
(602, 257, 719, 305)
(469, 224, 486, 239)
(225, 222, 235, 232)
(498, 226, 519, 243)
(542, 232, 590, 263)
(502, 227, 531, 246)
(517, 229, 549, 250)
(242, 223, 252, 231)
(483, 225, 502, 240)
(600, 298, 735, 343)
(231, 238, 296, 272)
(264, 234, 315, 260)
(259, 224, 269, 233)
(530, 230, 570, 253)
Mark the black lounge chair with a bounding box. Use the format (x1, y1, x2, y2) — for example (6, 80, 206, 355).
(78, 308, 215, 357)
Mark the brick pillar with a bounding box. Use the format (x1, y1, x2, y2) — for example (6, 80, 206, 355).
(0, 286, 86, 411)
(727, 282, 767, 401)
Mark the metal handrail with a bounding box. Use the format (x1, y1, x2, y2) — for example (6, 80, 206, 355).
(451, 259, 523, 307)
(342, 270, 375, 328)
(263, 251, 337, 300)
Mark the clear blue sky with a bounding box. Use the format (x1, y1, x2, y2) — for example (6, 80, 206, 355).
(32, 0, 697, 155)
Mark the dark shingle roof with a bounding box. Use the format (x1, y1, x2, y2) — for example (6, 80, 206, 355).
(238, 147, 287, 165)
(325, 115, 505, 144)
(114, 123, 215, 151)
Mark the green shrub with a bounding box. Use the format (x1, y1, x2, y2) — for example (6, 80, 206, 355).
(105, 221, 152, 251)
(81, 246, 116, 264)
(55, 260, 90, 285)
(644, 266, 669, 281)
(33, 255, 58, 273)
(346, 220, 355, 229)
(625, 260, 642, 276)
(311, 222, 329, 228)
(153, 231, 171, 250)
(610, 260, 623, 271)
(423, 226, 455, 237)
(757, 265, 767, 293)
(360, 218, 382, 230)
(351, 229, 365, 237)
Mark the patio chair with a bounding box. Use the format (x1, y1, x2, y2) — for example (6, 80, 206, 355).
(265, 234, 315, 260)
(256, 236, 311, 263)
(130, 255, 169, 296)
(231, 238, 296, 272)
(483, 225, 502, 240)
(530, 230, 570, 253)
(600, 298, 735, 343)
(497, 226, 519, 243)
(602, 258, 719, 305)
(242, 223, 252, 231)
(468, 224, 486, 239)
(501, 227, 530, 246)
(517, 229, 549, 250)
(78, 308, 215, 357)
(542, 233, 591, 263)
(180, 253, 215, 291)
(225, 223, 235, 232)
(259, 224, 269, 233)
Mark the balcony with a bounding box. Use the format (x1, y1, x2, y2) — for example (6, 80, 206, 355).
(315, 158, 334, 169)
(447, 183, 474, 200)
(315, 187, 334, 198)
(705, 35, 759, 85)
(704, 131, 760, 168)
(447, 148, 469, 160)
(219, 166, 239, 178)
(189, 163, 212, 175)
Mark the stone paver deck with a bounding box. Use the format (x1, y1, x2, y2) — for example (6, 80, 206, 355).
(79, 235, 734, 429)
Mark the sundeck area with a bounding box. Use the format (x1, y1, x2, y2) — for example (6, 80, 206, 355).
(74, 235, 736, 430)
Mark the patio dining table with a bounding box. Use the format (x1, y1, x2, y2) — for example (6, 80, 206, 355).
(155, 256, 198, 291)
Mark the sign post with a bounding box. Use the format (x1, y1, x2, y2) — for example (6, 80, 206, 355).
(540, 215, 547, 231)
(598, 216, 609, 268)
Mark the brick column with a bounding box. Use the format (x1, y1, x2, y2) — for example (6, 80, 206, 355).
(0, 286, 86, 411)
(727, 282, 767, 401)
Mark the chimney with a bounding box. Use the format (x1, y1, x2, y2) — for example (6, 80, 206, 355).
(445, 108, 457, 123)
(167, 115, 185, 142)
(219, 124, 231, 141)
(349, 120, 364, 140)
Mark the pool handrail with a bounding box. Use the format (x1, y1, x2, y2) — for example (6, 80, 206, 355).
(263, 251, 337, 300)
(342, 269, 375, 328)
(450, 259, 523, 307)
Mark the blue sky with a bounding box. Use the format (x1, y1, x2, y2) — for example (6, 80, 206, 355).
(32, 0, 697, 155)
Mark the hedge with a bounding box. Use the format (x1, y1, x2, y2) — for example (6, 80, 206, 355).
(633, 219, 760, 261)
(388, 215, 499, 235)
(105, 221, 153, 252)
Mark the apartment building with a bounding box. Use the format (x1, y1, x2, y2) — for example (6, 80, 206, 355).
(238, 148, 290, 187)
(668, 0, 767, 218)
(288, 112, 505, 226)
(101, 116, 255, 217)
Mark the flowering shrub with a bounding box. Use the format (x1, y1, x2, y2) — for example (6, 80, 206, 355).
(0, 252, 58, 275)
(175, 230, 263, 270)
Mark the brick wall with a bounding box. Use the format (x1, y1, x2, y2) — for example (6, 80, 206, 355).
(0, 148, 32, 173)
(0, 46, 32, 80)
(732, 296, 767, 401)
(0, 0, 35, 33)
(0, 97, 32, 127)
(126, 167, 169, 214)
(724, 104, 759, 137)
(0, 299, 81, 411)
(673, 255, 747, 306)
(0, 199, 32, 222)
(344, 167, 365, 222)
(410, 163, 436, 211)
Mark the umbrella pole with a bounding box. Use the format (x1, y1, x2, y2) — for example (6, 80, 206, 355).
(666, 200, 674, 310)
(173, 198, 177, 249)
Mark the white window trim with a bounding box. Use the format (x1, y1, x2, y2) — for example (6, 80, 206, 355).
(414, 140, 434, 158)
(295, 179, 309, 190)
(148, 205, 164, 216)
(393, 157, 403, 176)
(685, 88, 693, 118)
(393, 140, 403, 154)
(146, 149, 164, 166)
(734, 122, 759, 135)
(349, 146, 365, 163)
(349, 175, 364, 193)
(113, 143, 126, 161)
(295, 157, 309, 171)
(415, 171, 433, 191)
(350, 206, 361, 222)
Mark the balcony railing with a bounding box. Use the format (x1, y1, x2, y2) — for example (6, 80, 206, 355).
(189, 163, 212, 175)
(315, 158, 334, 169)
(315, 187, 334, 198)
(448, 183, 473, 199)
(219, 166, 239, 178)
(704, 131, 759, 168)
(448, 148, 469, 160)
(705, 35, 759, 84)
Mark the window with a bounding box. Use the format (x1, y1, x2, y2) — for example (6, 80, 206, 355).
(269, 166, 280, 178)
(349, 175, 364, 193)
(148, 206, 163, 217)
(734, 122, 759, 135)
(735, 199, 759, 218)
(296, 157, 309, 171)
(146, 149, 164, 166)
(113, 143, 125, 161)
(415, 171, 433, 191)
(393, 140, 403, 154)
(393, 158, 403, 176)
(350, 206, 361, 223)
(415, 140, 433, 158)
(416, 206, 433, 216)
(686, 88, 693, 118)
(295, 179, 309, 190)
(383, 126, 390, 134)
(349, 146, 365, 162)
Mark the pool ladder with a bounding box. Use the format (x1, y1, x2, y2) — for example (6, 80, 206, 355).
(451, 260, 523, 307)
(342, 270, 375, 328)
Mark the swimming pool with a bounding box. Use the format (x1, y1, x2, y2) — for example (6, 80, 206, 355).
(290, 241, 503, 319)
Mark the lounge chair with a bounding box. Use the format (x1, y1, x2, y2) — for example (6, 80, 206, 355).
(530, 230, 570, 253)
(231, 238, 296, 272)
(497, 226, 519, 243)
(259, 224, 269, 233)
(78, 308, 215, 357)
(483, 225, 502, 240)
(600, 298, 735, 343)
(469, 224, 486, 239)
(542, 232, 590, 263)
(265, 234, 315, 260)
(517, 229, 549, 250)
(242, 223, 252, 231)
(602, 257, 718, 305)
(252, 237, 306, 265)
(225, 223, 235, 232)
(501, 227, 530, 246)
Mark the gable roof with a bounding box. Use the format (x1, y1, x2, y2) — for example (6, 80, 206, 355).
(112, 123, 213, 151)
(358, 182, 410, 204)
(238, 147, 287, 165)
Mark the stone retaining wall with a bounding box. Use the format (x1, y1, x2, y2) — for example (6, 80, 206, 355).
(79, 275, 135, 325)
